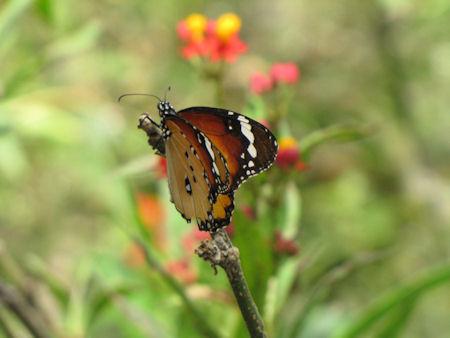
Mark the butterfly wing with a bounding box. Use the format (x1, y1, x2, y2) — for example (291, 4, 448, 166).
(209, 192, 234, 231)
(178, 107, 278, 191)
(163, 115, 233, 230)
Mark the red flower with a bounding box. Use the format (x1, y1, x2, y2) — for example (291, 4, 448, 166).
(177, 13, 247, 62)
(225, 223, 235, 237)
(155, 156, 167, 178)
(249, 62, 299, 94)
(258, 119, 271, 129)
(166, 259, 197, 284)
(274, 230, 299, 256)
(182, 228, 211, 254)
(276, 136, 307, 171)
(124, 242, 146, 267)
(241, 205, 256, 220)
(250, 72, 273, 95)
(270, 63, 300, 85)
(208, 34, 247, 62)
(136, 194, 166, 251)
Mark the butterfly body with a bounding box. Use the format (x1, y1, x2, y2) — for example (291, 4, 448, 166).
(139, 100, 278, 231)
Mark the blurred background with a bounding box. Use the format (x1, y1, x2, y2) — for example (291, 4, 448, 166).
(1, 0, 450, 337)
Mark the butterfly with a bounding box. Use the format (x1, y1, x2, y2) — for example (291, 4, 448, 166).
(135, 96, 278, 231)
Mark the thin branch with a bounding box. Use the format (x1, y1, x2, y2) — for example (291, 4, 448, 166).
(138, 118, 267, 337)
(196, 229, 266, 338)
(0, 281, 50, 338)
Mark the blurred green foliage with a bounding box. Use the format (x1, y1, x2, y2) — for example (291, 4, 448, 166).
(1, 0, 450, 337)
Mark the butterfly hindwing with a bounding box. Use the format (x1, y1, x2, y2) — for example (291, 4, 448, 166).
(178, 107, 278, 190)
(199, 192, 234, 231)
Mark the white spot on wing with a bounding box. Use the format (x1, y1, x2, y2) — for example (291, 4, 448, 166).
(248, 160, 255, 167)
(248, 144, 257, 158)
(203, 136, 215, 160)
(213, 162, 220, 175)
(238, 115, 249, 123)
(241, 124, 255, 143)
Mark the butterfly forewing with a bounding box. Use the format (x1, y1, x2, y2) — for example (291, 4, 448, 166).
(178, 107, 278, 190)
(163, 116, 234, 229)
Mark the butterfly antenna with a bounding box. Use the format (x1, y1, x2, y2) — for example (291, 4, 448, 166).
(164, 86, 171, 101)
(117, 93, 162, 103)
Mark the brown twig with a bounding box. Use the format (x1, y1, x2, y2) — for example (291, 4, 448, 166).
(138, 121, 267, 337)
(196, 229, 266, 338)
(0, 281, 50, 338)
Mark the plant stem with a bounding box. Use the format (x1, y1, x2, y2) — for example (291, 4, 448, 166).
(196, 229, 266, 338)
(201, 62, 225, 106)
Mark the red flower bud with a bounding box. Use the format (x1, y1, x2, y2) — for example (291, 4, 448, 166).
(270, 63, 300, 85)
(273, 230, 299, 256)
(249, 72, 273, 95)
(156, 156, 167, 178)
(166, 259, 197, 284)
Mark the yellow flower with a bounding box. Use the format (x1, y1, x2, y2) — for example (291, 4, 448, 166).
(278, 136, 298, 151)
(185, 13, 207, 41)
(216, 13, 241, 41)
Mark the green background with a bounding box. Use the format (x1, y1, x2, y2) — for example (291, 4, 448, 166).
(1, 0, 450, 337)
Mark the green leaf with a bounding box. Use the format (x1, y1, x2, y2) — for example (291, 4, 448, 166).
(24, 255, 70, 309)
(35, 0, 54, 24)
(374, 298, 417, 338)
(243, 95, 267, 120)
(45, 21, 101, 60)
(333, 264, 450, 338)
(0, 124, 11, 136)
(85, 283, 136, 330)
(282, 182, 301, 238)
(0, 0, 32, 42)
(264, 255, 303, 336)
(0, 135, 28, 181)
(300, 124, 374, 160)
(263, 277, 277, 335)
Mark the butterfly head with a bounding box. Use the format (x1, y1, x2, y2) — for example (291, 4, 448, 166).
(157, 100, 176, 117)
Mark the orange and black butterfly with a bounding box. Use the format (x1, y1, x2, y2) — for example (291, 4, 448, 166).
(136, 97, 278, 231)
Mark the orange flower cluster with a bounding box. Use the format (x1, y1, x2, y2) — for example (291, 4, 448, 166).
(177, 13, 247, 62)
